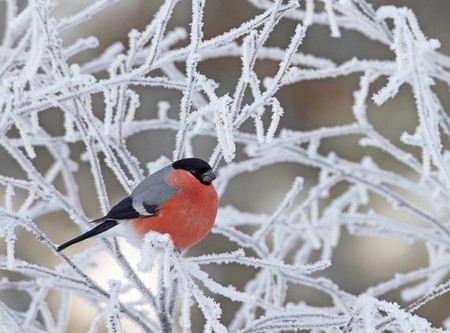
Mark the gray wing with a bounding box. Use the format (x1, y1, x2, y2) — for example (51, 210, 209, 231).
(104, 164, 178, 220)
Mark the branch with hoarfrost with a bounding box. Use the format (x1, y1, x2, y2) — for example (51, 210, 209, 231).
(1, 0, 450, 332)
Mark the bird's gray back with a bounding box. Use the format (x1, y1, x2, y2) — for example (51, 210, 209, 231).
(131, 164, 178, 208)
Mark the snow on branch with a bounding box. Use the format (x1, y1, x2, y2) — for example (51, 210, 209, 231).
(1, 0, 450, 332)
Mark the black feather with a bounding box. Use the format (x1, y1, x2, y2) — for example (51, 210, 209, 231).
(57, 220, 118, 251)
(172, 158, 212, 172)
(143, 202, 158, 215)
(106, 196, 140, 220)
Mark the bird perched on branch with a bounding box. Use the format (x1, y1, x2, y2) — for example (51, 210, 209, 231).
(57, 158, 218, 252)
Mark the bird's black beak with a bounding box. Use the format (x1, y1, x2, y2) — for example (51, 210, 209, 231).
(201, 170, 216, 184)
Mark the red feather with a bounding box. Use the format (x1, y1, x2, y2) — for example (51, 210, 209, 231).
(132, 169, 218, 250)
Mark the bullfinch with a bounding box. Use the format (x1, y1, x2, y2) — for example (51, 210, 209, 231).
(57, 158, 218, 252)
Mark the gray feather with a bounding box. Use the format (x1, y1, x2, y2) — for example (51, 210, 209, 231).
(131, 164, 178, 210)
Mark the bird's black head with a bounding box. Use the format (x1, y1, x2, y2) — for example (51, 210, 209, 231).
(172, 158, 216, 185)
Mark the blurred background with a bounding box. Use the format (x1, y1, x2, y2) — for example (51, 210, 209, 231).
(1, 0, 450, 331)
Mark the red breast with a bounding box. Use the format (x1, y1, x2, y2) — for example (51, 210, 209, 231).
(132, 169, 219, 250)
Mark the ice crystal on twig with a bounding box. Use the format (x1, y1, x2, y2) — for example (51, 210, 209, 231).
(1, 0, 450, 332)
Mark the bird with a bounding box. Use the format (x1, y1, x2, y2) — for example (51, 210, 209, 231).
(57, 158, 218, 252)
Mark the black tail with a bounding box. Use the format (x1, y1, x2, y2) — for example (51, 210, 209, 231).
(57, 220, 118, 251)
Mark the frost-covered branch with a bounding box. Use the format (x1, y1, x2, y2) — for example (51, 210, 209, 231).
(1, 0, 450, 332)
